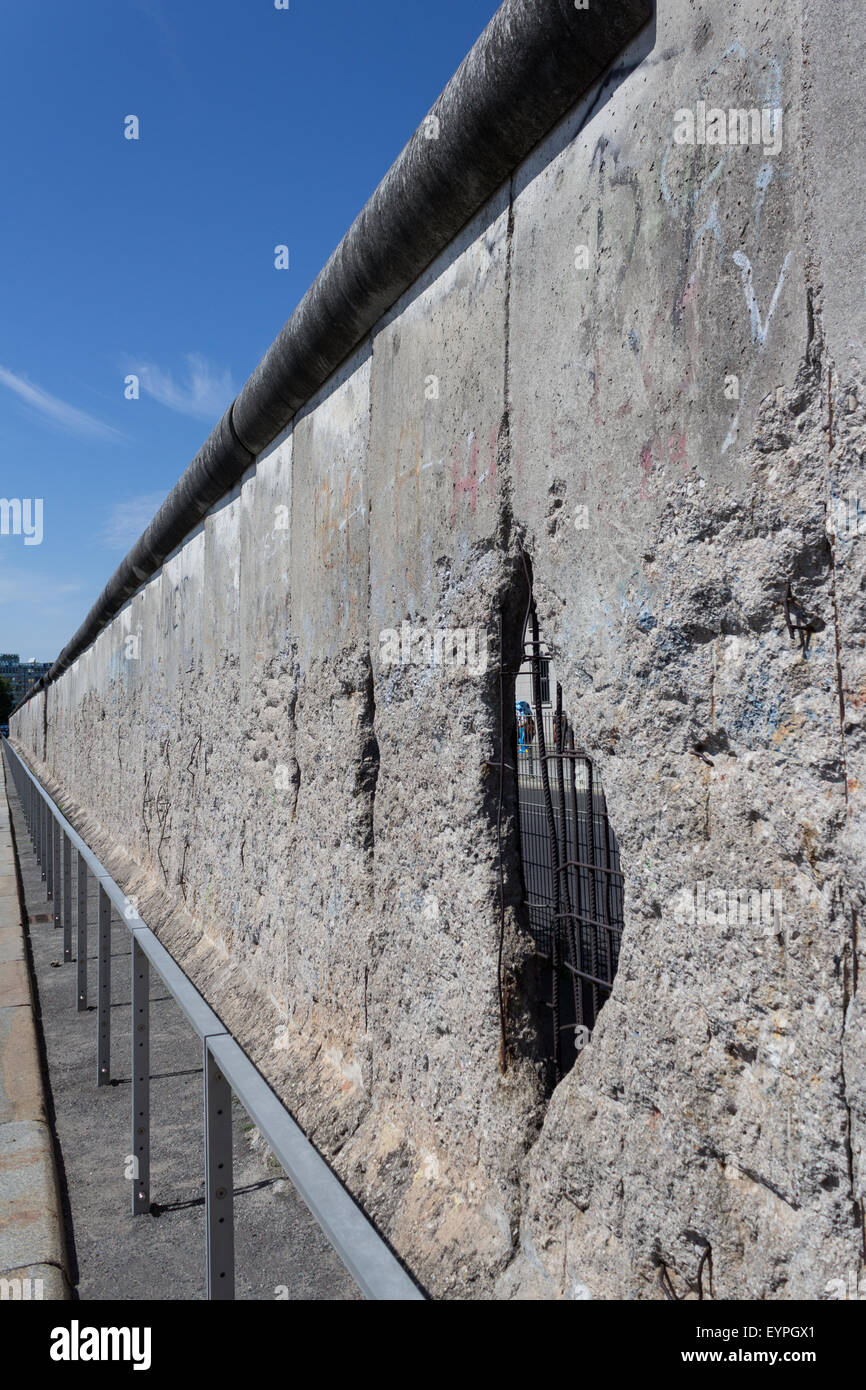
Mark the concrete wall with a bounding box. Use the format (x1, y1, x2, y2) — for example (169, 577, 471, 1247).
(13, 0, 866, 1299)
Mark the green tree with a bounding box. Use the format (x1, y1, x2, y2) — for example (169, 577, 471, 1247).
(0, 677, 12, 726)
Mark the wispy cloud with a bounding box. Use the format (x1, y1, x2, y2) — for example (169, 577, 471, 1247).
(100, 493, 167, 551)
(131, 353, 236, 421)
(0, 564, 87, 633)
(0, 570, 85, 605)
(132, 0, 190, 85)
(0, 563, 91, 663)
(0, 366, 124, 441)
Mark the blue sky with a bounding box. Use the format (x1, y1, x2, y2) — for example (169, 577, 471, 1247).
(0, 0, 498, 661)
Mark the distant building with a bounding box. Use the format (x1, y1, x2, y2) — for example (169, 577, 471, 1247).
(0, 653, 51, 707)
(515, 655, 552, 713)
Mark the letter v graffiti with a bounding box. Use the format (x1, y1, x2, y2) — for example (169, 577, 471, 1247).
(732, 250, 792, 345)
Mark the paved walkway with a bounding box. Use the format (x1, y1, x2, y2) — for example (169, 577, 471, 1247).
(2, 764, 359, 1302)
(0, 763, 67, 1299)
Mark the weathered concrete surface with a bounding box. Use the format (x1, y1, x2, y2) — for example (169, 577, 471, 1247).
(494, 0, 866, 1301)
(0, 773, 69, 1298)
(480, 0, 865, 1303)
(11, 0, 865, 1298)
(802, 0, 866, 374)
(343, 191, 541, 1280)
(802, 0, 866, 1295)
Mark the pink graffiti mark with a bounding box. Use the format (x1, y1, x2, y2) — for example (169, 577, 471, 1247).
(668, 430, 688, 472)
(487, 424, 498, 499)
(681, 276, 700, 309)
(391, 420, 422, 546)
(550, 422, 572, 460)
(513, 406, 527, 489)
(450, 436, 480, 526)
(639, 277, 703, 402)
(640, 430, 689, 499)
(639, 442, 654, 499)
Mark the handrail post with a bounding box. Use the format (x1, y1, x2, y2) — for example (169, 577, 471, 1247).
(77, 852, 88, 1012)
(204, 1041, 235, 1299)
(52, 821, 61, 929)
(97, 885, 111, 1086)
(45, 805, 53, 897)
(63, 832, 72, 964)
(131, 937, 150, 1215)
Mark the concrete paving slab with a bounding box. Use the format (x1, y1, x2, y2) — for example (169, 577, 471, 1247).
(0, 960, 30, 1009)
(0, 1120, 65, 1275)
(0, 927, 24, 963)
(0, 1004, 46, 1123)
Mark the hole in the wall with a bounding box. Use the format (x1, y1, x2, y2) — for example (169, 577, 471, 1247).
(515, 581, 624, 1094)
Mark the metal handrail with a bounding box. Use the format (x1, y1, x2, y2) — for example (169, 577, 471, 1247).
(2, 737, 423, 1302)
